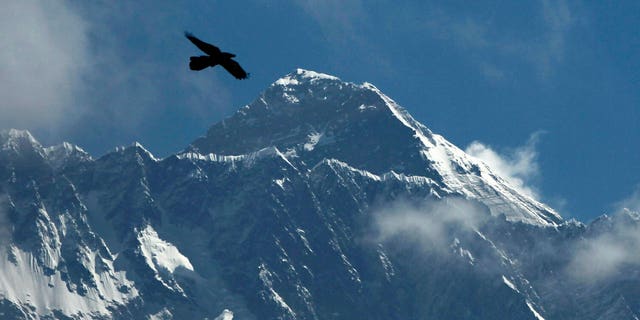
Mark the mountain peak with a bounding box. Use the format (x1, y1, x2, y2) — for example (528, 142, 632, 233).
(1, 129, 40, 151)
(44, 142, 92, 170)
(189, 69, 562, 226)
(273, 68, 340, 87)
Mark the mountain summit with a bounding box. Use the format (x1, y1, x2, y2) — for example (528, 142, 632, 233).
(0, 70, 638, 319)
(190, 68, 561, 226)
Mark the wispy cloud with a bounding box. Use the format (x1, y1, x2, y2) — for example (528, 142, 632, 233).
(373, 198, 489, 251)
(535, 0, 575, 76)
(511, 0, 575, 78)
(290, 0, 367, 45)
(424, 0, 577, 80)
(615, 186, 640, 214)
(425, 13, 490, 50)
(0, 0, 89, 131)
(465, 132, 544, 199)
(69, 3, 233, 142)
(287, 0, 397, 75)
(567, 188, 640, 283)
(567, 212, 640, 283)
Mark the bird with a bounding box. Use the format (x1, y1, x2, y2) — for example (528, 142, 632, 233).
(184, 31, 249, 80)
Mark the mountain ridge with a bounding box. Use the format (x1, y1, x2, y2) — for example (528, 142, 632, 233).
(189, 68, 561, 226)
(0, 69, 638, 319)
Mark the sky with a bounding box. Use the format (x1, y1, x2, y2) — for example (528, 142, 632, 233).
(1, 0, 638, 222)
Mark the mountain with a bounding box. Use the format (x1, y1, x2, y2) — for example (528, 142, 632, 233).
(190, 69, 560, 227)
(0, 70, 638, 319)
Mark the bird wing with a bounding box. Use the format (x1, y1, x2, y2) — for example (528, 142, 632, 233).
(184, 32, 221, 56)
(220, 58, 249, 79)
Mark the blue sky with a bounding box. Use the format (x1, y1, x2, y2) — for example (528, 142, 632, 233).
(1, 1, 638, 222)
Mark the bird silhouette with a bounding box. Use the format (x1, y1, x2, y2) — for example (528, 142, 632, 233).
(184, 32, 249, 80)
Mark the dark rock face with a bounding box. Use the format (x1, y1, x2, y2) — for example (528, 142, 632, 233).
(0, 71, 637, 319)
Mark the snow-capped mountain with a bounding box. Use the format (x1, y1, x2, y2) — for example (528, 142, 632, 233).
(190, 69, 560, 226)
(0, 70, 638, 319)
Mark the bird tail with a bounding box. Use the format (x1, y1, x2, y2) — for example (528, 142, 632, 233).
(189, 56, 210, 71)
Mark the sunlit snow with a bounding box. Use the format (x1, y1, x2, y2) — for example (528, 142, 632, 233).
(137, 225, 194, 274)
(0, 245, 137, 317)
(527, 300, 546, 320)
(214, 309, 234, 320)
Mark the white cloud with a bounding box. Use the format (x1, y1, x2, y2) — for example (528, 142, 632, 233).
(567, 212, 640, 283)
(568, 227, 640, 282)
(567, 188, 640, 283)
(615, 186, 640, 214)
(373, 198, 489, 251)
(466, 132, 543, 199)
(0, 0, 89, 131)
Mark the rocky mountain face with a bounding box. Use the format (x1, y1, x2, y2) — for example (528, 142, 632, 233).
(0, 69, 638, 319)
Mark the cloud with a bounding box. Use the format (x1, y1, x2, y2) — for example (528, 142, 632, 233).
(567, 212, 640, 283)
(517, 0, 575, 77)
(424, 0, 576, 80)
(373, 198, 489, 251)
(68, 3, 233, 142)
(1, 2, 233, 153)
(290, 0, 367, 45)
(0, 0, 89, 131)
(425, 12, 490, 50)
(567, 188, 640, 283)
(615, 186, 640, 214)
(539, 0, 575, 67)
(465, 132, 544, 199)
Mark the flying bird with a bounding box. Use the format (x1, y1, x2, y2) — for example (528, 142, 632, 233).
(184, 32, 249, 80)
